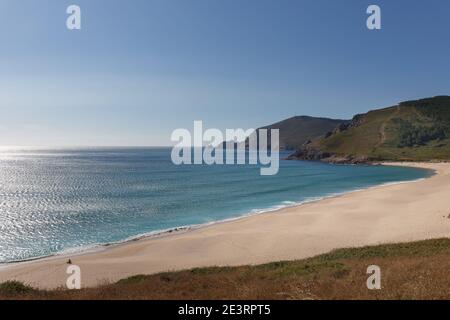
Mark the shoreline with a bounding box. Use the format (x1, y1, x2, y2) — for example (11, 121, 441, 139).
(0, 162, 448, 289)
(0, 164, 433, 266)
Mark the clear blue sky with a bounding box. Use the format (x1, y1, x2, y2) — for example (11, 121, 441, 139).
(1, 0, 449, 146)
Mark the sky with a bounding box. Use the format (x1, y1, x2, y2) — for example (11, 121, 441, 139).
(0, 0, 449, 146)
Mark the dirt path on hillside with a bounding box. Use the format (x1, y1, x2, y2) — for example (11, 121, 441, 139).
(377, 105, 401, 147)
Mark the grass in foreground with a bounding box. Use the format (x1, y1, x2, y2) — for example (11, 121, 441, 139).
(2, 238, 450, 300)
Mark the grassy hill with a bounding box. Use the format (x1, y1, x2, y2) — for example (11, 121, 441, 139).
(261, 116, 348, 150)
(288, 96, 450, 162)
(2, 238, 450, 300)
(237, 116, 347, 150)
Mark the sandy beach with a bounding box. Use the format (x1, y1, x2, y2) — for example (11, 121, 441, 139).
(1, 162, 449, 289)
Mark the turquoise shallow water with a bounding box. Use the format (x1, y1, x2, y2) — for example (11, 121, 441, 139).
(0, 147, 431, 263)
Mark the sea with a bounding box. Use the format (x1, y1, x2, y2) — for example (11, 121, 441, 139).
(0, 147, 432, 263)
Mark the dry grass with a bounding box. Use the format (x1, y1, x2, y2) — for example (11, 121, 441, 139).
(2, 238, 450, 300)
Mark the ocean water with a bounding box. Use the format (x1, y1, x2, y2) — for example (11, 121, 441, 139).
(0, 147, 431, 263)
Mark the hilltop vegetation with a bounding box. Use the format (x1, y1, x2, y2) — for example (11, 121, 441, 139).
(224, 116, 347, 151)
(288, 96, 450, 162)
(258, 116, 348, 150)
(2, 238, 450, 300)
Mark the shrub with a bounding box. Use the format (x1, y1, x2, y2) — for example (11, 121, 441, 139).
(0, 281, 35, 295)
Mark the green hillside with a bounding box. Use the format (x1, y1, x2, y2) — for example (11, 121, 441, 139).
(260, 116, 347, 150)
(236, 116, 346, 150)
(288, 96, 450, 162)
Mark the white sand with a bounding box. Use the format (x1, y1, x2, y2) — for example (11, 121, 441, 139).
(1, 162, 449, 289)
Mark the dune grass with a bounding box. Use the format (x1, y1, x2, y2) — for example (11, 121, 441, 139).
(2, 238, 450, 300)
